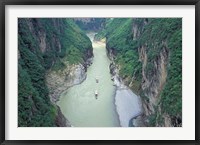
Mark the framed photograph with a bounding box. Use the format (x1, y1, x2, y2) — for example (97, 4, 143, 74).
(1, 0, 199, 144)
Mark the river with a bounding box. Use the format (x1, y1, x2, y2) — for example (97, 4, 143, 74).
(57, 33, 120, 127)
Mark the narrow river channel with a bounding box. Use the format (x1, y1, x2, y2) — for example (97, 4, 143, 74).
(57, 33, 120, 127)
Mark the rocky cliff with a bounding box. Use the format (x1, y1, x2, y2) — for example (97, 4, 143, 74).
(46, 61, 92, 103)
(109, 59, 143, 127)
(132, 19, 181, 127)
(103, 18, 182, 127)
(18, 18, 93, 127)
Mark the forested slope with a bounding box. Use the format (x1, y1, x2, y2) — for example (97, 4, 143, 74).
(18, 18, 93, 127)
(97, 18, 182, 127)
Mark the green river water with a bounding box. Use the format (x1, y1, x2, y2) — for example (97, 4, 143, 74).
(57, 34, 120, 127)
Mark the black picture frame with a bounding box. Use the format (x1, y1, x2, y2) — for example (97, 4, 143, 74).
(1, 0, 200, 145)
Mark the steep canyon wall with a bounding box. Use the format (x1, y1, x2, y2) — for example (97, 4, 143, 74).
(102, 18, 182, 127)
(18, 18, 93, 127)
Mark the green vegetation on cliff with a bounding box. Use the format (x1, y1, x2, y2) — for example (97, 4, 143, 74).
(18, 18, 92, 127)
(101, 18, 182, 127)
(161, 28, 182, 118)
(106, 18, 142, 85)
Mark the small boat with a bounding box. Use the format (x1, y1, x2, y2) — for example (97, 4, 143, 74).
(95, 90, 98, 99)
(95, 90, 98, 96)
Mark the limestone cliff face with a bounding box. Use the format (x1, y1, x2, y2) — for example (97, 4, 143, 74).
(25, 18, 93, 102)
(138, 44, 169, 126)
(45, 57, 93, 127)
(18, 18, 93, 127)
(134, 19, 181, 127)
(131, 20, 174, 126)
(25, 18, 63, 55)
(46, 61, 92, 104)
(105, 18, 182, 127)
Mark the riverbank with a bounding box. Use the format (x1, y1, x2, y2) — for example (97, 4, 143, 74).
(57, 34, 120, 127)
(51, 33, 144, 127)
(109, 59, 144, 127)
(46, 60, 93, 127)
(46, 63, 89, 103)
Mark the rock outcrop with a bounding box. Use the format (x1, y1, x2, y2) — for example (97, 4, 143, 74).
(104, 18, 182, 127)
(138, 44, 169, 126)
(109, 55, 143, 127)
(46, 62, 92, 104)
(18, 18, 93, 127)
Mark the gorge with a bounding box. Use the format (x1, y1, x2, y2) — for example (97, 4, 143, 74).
(18, 18, 182, 127)
(57, 33, 120, 127)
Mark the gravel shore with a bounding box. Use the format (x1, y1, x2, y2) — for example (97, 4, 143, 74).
(113, 76, 143, 127)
